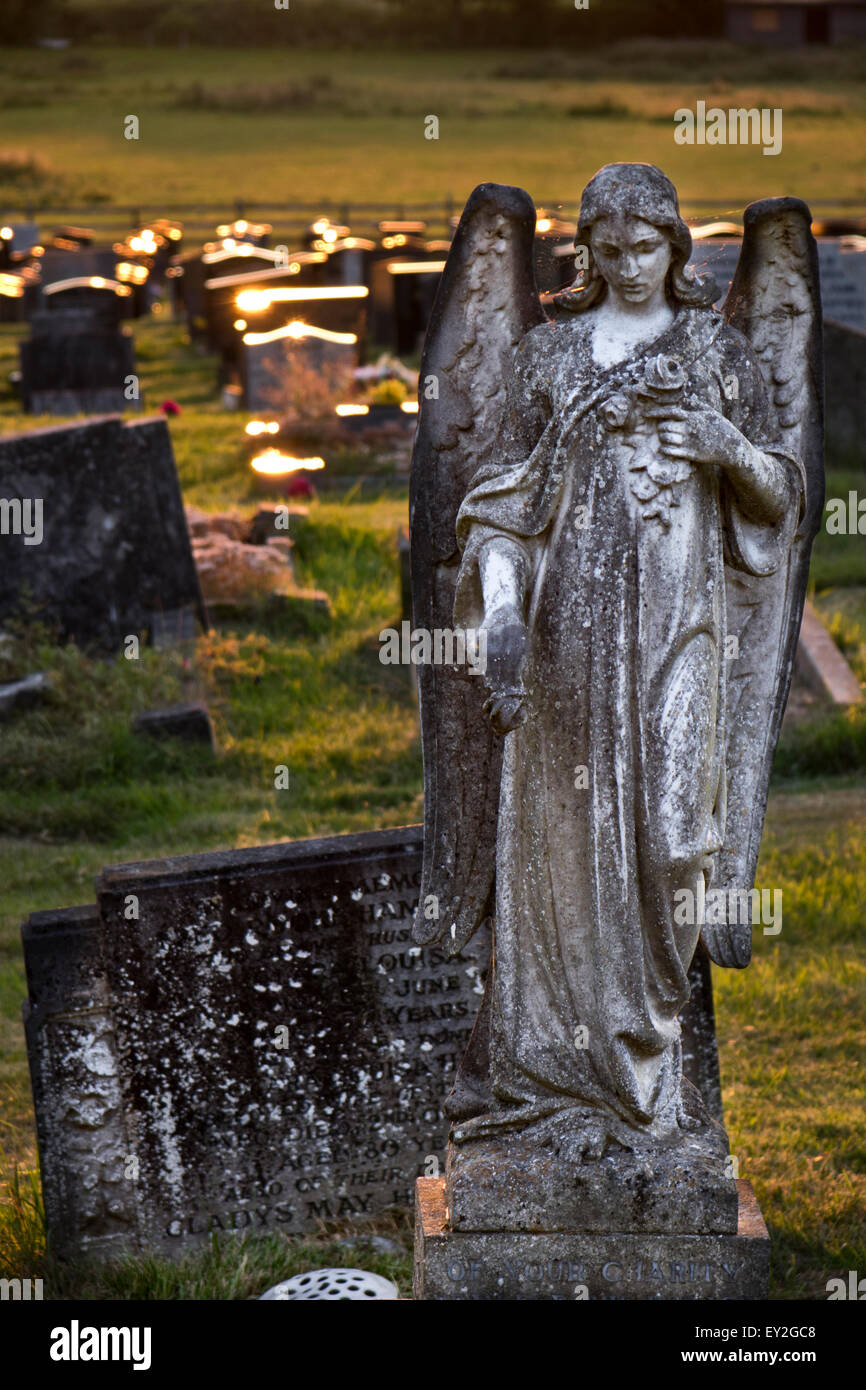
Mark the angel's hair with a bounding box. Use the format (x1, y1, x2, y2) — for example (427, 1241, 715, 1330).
(554, 162, 718, 314)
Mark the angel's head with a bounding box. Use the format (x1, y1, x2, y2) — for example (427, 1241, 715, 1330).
(556, 163, 718, 314)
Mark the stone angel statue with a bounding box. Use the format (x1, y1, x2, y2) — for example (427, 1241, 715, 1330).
(410, 164, 823, 1173)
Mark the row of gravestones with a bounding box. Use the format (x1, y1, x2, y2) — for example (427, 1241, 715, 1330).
(172, 228, 866, 415)
(12, 225, 866, 421)
(22, 822, 724, 1260)
(185, 231, 447, 409)
(206, 227, 866, 450)
(0, 353, 863, 669)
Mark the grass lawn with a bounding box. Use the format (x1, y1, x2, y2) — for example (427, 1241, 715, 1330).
(0, 41, 865, 225)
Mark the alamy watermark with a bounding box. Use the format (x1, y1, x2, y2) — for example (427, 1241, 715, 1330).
(1, 1277, 43, 1300)
(379, 622, 487, 675)
(673, 882, 782, 935)
(674, 101, 782, 157)
(825, 491, 866, 534)
(50, 1322, 151, 1370)
(0, 497, 43, 545)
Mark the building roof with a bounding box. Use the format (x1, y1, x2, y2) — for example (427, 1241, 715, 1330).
(727, 0, 866, 7)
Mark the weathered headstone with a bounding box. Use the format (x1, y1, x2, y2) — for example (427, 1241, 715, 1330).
(815, 239, 866, 330)
(22, 824, 722, 1262)
(0, 222, 40, 268)
(38, 246, 118, 288)
(367, 236, 427, 347)
(132, 703, 215, 748)
(22, 903, 136, 1260)
(325, 237, 378, 288)
(370, 256, 442, 355)
(0, 671, 50, 719)
(0, 415, 205, 650)
(44, 278, 130, 331)
(0, 268, 33, 324)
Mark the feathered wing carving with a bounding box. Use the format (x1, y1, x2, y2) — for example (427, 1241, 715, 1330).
(410, 184, 545, 955)
(704, 197, 825, 968)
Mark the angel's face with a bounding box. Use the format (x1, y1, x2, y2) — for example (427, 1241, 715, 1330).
(588, 215, 672, 306)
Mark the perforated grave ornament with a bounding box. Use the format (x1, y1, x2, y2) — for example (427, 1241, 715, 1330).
(409, 164, 824, 1289)
(259, 1268, 399, 1301)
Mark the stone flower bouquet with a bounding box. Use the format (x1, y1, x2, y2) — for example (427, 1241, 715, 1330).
(600, 353, 694, 527)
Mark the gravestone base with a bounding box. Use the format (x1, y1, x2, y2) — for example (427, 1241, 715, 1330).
(413, 1177, 769, 1301)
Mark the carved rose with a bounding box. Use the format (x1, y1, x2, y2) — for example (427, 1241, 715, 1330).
(647, 456, 692, 487)
(599, 392, 631, 430)
(643, 354, 686, 395)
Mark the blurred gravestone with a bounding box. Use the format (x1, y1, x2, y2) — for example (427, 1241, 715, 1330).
(204, 252, 330, 347)
(690, 236, 866, 330)
(369, 254, 441, 355)
(824, 319, 866, 461)
(242, 326, 359, 413)
(19, 279, 136, 415)
(39, 246, 118, 287)
(0, 415, 205, 650)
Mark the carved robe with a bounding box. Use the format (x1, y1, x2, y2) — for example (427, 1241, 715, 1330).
(451, 306, 803, 1148)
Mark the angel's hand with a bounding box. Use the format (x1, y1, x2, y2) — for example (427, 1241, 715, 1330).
(645, 404, 746, 471)
(480, 618, 528, 735)
(700, 918, 752, 970)
(482, 691, 527, 736)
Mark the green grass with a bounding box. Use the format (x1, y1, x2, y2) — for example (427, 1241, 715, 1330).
(716, 786, 866, 1299)
(0, 42, 865, 220)
(810, 477, 866, 591)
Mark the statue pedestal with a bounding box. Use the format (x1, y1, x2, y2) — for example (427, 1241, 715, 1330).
(413, 1177, 770, 1301)
(447, 1109, 738, 1234)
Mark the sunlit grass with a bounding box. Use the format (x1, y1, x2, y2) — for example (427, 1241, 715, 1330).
(0, 43, 865, 215)
(719, 788, 866, 1298)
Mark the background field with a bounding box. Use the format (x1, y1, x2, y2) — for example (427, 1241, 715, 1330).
(0, 40, 864, 1300)
(2, 43, 866, 219)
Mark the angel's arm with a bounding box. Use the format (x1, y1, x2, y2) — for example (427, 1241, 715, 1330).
(453, 329, 550, 626)
(713, 428, 794, 526)
(716, 331, 805, 578)
(478, 535, 531, 626)
(655, 382, 797, 527)
(716, 340, 803, 526)
(656, 334, 802, 532)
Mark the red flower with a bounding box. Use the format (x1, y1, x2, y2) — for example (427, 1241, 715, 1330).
(160, 400, 182, 416)
(287, 474, 314, 498)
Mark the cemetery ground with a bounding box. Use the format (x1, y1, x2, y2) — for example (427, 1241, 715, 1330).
(0, 34, 865, 1299)
(0, 312, 863, 1299)
(2, 41, 866, 216)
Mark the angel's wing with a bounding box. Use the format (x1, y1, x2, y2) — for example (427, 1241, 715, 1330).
(704, 197, 824, 968)
(410, 183, 545, 955)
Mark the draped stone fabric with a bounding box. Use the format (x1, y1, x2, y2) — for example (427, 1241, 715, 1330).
(451, 306, 803, 1152)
